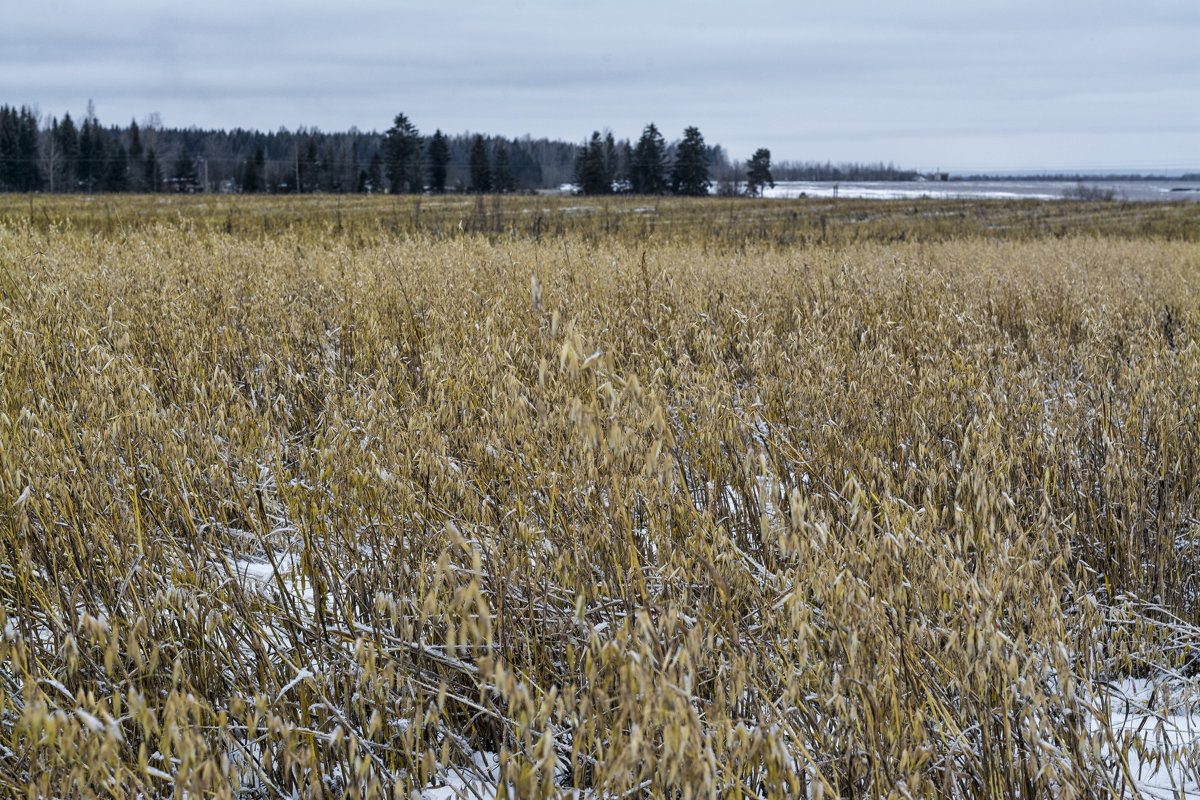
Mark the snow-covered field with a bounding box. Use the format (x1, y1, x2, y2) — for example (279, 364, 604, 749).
(552, 180, 1200, 202)
(762, 180, 1200, 202)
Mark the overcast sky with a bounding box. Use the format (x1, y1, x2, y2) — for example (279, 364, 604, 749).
(3, 0, 1197, 172)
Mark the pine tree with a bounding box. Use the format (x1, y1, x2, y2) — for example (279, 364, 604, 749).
(619, 141, 633, 192)
(670, 126, 710, 196)
(366, 151, 384, 194)
(41, 118, 62, 192)
(426, 130, 450, 193)
(127, 121, 143, 191)
(383, 113, 421, 193)
(745, 148, 774, 197)
(128, 120, 143, 161)
(0, 106, 17, 191)
(603, 132, 618, 191)
(302, 139, 319, 192)
(242, 146, 264, 193)
(631, 123, 667, 195)
(57, 113, 79, 191)
(574, 132, 609, 195)
(318, 143, 335, 192)
(78, 111, 106, 193)
(143, 147, 162, 192)
(17, 107, 41, 191)
(173, 146, 198, 192)
(103, 142, 128, 192)
(492, 140, 516, 193)
(468, 135, 492, 193)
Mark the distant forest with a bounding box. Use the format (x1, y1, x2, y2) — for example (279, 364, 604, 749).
(0, 103, 920, 196)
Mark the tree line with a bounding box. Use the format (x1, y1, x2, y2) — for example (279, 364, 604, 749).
(771, 160, 920, 182)
(0, 103, 785, 196)
(570, 123, 776, 197)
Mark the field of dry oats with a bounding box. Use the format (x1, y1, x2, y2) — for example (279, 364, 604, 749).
(1, 194, 1198, 798)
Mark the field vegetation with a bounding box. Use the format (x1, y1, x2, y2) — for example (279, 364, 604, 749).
(1, 194, 1199, 798)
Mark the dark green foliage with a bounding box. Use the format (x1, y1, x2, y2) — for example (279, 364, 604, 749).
(619, 140, 633, 191)
(603, 132, 619, 191)
(103, 142, 128, 192)
(0, 104, 754, 196)
(126, 121, 144, 191)
(468, 134, 492, 193)
(16, 108, 41, 191)
(127, 121, 142, 162)
(671, 126, 710, 196)
(366, 151, 385, 194)
(143, 147, 162, 193)
(56, 113, 80, 191)
(0, 105, 42, 192)
(242, 146, 265, 193)
(492, 140, 516, 193)
(631, 123, 667, 195)
(746, 148, 774, 197)
(172, 146, 198, 192)
(426, 130, 450, 193)
(78, 113, 106, 193)
(383, 113, 422, 193)
(301, 139, 319, 193)
(575, 131, 610, 195)
(501, 141, 543, 191)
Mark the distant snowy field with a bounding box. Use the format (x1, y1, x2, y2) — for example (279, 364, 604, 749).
(762, 180, 1200, 202)
(552, 180, 1200, 201)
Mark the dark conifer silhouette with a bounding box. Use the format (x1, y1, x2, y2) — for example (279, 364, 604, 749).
(670, 126, 710, 196)
(468, 134, 492, 193)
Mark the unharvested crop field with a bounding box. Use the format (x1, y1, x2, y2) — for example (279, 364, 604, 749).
(1, 195, 1199, 798)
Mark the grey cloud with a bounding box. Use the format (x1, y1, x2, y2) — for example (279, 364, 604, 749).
(1, 0, 1197, 170)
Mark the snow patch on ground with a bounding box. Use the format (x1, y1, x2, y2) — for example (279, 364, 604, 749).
(1097, 676, 1200, 799)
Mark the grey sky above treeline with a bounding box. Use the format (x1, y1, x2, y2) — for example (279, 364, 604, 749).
(3, 0, 1197, 172)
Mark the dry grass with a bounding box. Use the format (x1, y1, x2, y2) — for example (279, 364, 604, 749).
(1, 195, 1198, 798)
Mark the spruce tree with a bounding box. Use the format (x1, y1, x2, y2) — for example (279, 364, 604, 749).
(254, 147, 266, 191)
(78, 113, 106, 193)
(0, 106, 16, 191)
(103, 142, 128, 192)
(631, 123, 667, 195)
(603, 132, 619, 192)
(173, 146, 197, 192)
(242, 146, 264, 193)
(382, 113, 421, 193)
(17, 107, 41, 191)
(468, 135, 492, 193)
(426, 130, 450, 193)
(143, 147, 161, 192)
(57, 113, 79, 191)
(366, 151, 384, 194)
(670, 126, 710, 196)
(619, 141, 634, 192)
(574, 132, 609, 195)
(127, 121, 143, 191)
(127, 120, 142, 161)
(745, 148, 774, 197)
(302, 139, 318, 192)
(492, 140, 516, 193)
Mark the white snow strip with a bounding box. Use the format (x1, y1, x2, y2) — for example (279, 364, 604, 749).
(1097, 677, 1200, 799)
